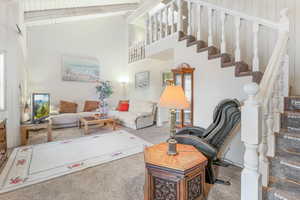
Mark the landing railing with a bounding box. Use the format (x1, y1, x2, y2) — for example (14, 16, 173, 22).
(128, 41, 146, 64)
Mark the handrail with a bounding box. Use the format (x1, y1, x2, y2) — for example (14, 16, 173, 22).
(189, 0, 280, 30)
(256, 31, 289, 105)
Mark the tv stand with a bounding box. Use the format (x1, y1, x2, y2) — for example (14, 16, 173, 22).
(20, 121, 52, 146)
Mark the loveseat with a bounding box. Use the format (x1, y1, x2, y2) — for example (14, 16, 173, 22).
(109, 100, 157, 130)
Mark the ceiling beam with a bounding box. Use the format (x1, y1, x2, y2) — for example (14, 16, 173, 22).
(25, 3, 139, 24)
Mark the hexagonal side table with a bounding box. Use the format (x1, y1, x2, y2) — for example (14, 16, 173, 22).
(144, 142, 208, 200)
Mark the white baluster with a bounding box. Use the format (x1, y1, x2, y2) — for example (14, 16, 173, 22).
(220, 11, 226, 54)
(177, 0, 182, 32)
(149, 15, 153, 44)
(253, 23, 260, 71)
(187, 1, 192, 35)
(241, 83, 262, 200)
(171, 3, 175, 34)
(282, 54, 290, 97)
(207, 7, 213, 46)
(160, 9, 163, 39)
(260, 100, 271, 187)
(165, 6, 169, 36)
(154, 13, 158, 42)
(235, 17, 241, 62)
(197, 4, 202, 40)
(146, 15, 150, 45)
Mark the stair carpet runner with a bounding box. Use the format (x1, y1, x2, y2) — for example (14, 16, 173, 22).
(266, 96, 300, 200)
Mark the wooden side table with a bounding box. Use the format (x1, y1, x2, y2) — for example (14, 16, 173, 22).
(144, 143, 208, 200)
(20, 122, 52, 146)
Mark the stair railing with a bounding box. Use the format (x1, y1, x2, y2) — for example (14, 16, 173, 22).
(241, 9, 289, 200)
(128, 41, 146, 64)
(146, 0, 181, 45)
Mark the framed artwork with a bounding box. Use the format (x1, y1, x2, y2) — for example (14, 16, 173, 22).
(62, 55, 100, 82)
(162, 71, 173, 86)
(135, 71, 150, 89)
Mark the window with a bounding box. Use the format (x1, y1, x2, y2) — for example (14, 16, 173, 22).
(0, 52, 5, 110)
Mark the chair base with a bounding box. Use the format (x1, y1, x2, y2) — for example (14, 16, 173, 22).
(215, 179, 231, 185)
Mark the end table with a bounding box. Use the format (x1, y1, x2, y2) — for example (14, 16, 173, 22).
(144, 142, 208, 200)
(20, 122, 52, 146)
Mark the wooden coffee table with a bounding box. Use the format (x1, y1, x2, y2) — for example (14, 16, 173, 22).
(80, 116, 117, 135)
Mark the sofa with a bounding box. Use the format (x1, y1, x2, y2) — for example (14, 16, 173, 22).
(49, 100, 157, 130)
(49, 100, 101, 129)
(109, 100, 157, 130)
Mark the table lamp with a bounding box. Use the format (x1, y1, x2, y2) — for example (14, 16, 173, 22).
(159, 81, 190, 155)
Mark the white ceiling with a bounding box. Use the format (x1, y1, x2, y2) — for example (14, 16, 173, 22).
(23, 0, 141, 12)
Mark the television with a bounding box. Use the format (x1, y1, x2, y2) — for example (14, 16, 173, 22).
(32, 93, 50, 123)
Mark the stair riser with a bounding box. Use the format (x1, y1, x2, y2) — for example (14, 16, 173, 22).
(277, 136, 300, 157)
(285, 97, 300, 112)
(271, 160, 300, 182)
(281, 114, 300, 133)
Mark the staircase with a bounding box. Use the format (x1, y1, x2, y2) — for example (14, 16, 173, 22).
(177, 31, 263, 83)
(266, 97, 300, 200)
(128, 0, 292, 199)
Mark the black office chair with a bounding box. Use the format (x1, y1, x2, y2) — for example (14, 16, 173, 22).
(174, 99, 241, 185)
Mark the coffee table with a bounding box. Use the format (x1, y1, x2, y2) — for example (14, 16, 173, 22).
(79, 116, 117, 135)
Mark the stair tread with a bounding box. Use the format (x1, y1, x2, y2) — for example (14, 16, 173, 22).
(269, 177, 300, 199)
(279, 130, 300, 139)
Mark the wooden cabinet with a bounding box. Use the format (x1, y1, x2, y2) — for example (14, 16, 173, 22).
(144, 143, 208, 200)
(0, 119, 7, 167)
(172, 64, 195, 128)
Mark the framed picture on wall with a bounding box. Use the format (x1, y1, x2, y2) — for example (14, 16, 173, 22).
(62, 55, 100, 82)
(135, 71, 150, 89)
(162, 71, 173, 87)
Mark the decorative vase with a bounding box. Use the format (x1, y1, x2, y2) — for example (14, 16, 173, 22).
(101, 99, 109, 116)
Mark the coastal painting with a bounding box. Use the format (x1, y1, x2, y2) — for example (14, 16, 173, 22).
(135, 71, 150, 89)
(62, 55, 100, 82)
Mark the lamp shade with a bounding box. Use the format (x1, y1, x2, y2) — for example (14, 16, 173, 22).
(159, 85, 190, 109)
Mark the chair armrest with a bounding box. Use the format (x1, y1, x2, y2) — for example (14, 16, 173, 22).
(176, 126, 207, 138)
(174, 135, 217, 159)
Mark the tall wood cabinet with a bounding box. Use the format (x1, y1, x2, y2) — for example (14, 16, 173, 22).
(172, 64, 195, 128)
(0, 119, 7, 167)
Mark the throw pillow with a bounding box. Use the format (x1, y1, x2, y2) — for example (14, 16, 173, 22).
(84, 101, 100, 112)
(116, 100, 129, 111)
(59, 101, 78, 113)
(118, 102, 129, 112)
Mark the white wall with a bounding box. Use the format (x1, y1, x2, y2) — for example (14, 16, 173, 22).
(128, 58, 174, 124)
(27, 16, 128, 109)
(0, 0, 27, 148)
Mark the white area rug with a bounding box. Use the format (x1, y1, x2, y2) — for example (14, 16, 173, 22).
(0, 130, 151, 193)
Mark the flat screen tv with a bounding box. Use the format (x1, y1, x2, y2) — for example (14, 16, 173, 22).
(32, 93, 50, 123)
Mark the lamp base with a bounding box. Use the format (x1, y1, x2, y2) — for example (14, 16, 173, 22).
(168, 138, 178, 156)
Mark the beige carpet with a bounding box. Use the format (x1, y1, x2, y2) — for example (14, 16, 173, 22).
(0, 125, 241, 200)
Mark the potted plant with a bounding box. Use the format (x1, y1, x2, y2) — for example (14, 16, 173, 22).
(96, 81, 113, 115)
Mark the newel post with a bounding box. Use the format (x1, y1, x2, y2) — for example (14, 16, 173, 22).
(241, 83, 262, 200)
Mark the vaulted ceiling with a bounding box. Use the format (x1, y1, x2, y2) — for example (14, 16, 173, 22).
(23, 0, 141, 12)
(23, 0, 142, 26)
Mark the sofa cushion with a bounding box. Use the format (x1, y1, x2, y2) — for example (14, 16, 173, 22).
(129, 100, 154, 114)
(50, 113, 80, 125)
(118, 102, 129, 112)
(84, 101, 100, 112)
(59, 101, 78, 113)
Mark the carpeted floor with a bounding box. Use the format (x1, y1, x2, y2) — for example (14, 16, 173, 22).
(0, 124, 241, 200)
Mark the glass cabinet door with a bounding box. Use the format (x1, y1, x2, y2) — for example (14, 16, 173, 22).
(183, 73, 192, 126)
(174, 74, 182, 126)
